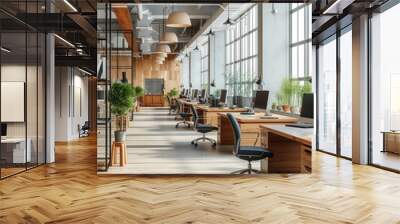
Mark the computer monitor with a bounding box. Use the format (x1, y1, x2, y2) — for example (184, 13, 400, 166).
(181, 88, 185, 95)
(192, 89, 199, 99)
(232, 96, 244, 107)
(1, 123, 7, 137)
(200, 89, 206, 99)
(253, 90, 269, 110)
(219, 89, 227, 104)
(300, 93, 314, 119)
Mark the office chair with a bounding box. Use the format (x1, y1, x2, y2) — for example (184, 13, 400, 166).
(190, 104, 218, 147)
(79, 121, 90, 138)
(175, 100, 193, 128)
(166, 95, 177, 115)
(226, 113, 273, 174)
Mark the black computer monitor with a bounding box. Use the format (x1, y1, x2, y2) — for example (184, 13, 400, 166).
(200, 89, 206, 99)
(184, 89, 188, 96)
(193, 89, 199, 99)
(1, 123, 7, 137)
(253, 90, 269, 110)
(300, 93, 314, 119)
(181, 88, 185, 95)
(219, 89, 227, 104)
(233, 96, 243, 107)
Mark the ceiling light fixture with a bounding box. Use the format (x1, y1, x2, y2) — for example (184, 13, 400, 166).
(1, 47, 11, 53)
(78, 67, 93, 76)
(166, 11, 192, 28)
(63, 0, 78, 12)
(224, 4, 234, 29)
(156, 44, 171, 53)
(160, 32, 178, 44)
(206, 29, 214, 36)
(54, 34, 75, 48)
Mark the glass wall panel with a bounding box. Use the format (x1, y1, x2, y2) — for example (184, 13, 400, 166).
(339, 29, 352, 158)
(371, 3, 400, 171)
(317, 37, 337, 154)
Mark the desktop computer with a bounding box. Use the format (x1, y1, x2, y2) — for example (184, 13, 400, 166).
(192, 89, 199, 99)
(240, 90, 269, 115)
(286, 93, 314, 128)
(1, 123, 7, 140)
(219, 89, 227, 105)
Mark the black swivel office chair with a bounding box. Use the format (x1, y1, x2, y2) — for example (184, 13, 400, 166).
(190, 104, 218, 147)
(175, 100, 192, 128)
(166, 95, 177, 115)
(226, 113, 273, 174)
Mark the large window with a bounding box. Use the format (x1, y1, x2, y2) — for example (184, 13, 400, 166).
(290, 4, 311, 81)
(370, 3, 400, 171)
(225, 5, 257, 97)
(200, 41, 209, 90)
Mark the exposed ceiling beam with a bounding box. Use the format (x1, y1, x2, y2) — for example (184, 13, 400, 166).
(113, 5, 139, 53)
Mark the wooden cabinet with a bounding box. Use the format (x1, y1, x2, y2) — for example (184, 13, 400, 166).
(260, 125, 313, 173)
(142, 95, 164, 107)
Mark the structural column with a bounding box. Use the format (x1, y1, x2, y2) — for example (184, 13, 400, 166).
(352, 14, 369, 164)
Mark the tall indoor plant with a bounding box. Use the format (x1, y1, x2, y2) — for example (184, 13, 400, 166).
(134, 86, 144, 111)
(109, 82, 135, 142)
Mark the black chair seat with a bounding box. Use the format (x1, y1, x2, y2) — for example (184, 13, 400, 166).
(180, 112, 192, 118)
(236, 146, 273, 160)
(196, 124, 218, 133)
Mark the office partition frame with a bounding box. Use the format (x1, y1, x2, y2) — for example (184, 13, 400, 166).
(0, 0, 47, 180)
(96, 3, 135, 172)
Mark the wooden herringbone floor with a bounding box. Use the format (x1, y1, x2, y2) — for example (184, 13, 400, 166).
(1, 136, 400, 223)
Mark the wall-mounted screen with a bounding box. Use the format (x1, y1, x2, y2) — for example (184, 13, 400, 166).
(1, 82, 25, 122)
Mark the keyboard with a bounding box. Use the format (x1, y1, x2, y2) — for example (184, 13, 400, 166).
(240, 112, 255, 115)
(286, 123, 314, 128)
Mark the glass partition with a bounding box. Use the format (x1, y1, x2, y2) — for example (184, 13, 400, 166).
(0, 1, 46, 179)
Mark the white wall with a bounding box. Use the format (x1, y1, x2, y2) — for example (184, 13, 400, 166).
(190, 50, 202, 89)
(181, 56, 190, 88)
(260, 4, 290, 107)
(55, 67, 89, 141)
(210, 31, 226, 95)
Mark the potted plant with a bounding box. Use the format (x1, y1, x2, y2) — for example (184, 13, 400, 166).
(279, 78, 294, 113)
(167, 88, 179, 98)
(134, 86, 144, 112)
(109, 82, 135, 142)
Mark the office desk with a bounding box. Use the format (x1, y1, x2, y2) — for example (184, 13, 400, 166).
(176, 99, 202, 113)
(218, 113, 297, 146)
(196, 106, 247, 126)
(260, 124, 312, 173)
(1, 138, 32, 164)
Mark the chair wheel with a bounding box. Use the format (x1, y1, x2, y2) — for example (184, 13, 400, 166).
(194, 143, 198, 147)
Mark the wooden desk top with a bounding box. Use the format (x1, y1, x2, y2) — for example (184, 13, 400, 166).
(260, 124, 313, 146)
(218, 112, 298, 123)
(196, 105, 248, 112)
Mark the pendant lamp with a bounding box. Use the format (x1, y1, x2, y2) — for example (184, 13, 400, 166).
(160, 32, 178, 44)
(156, 44, 171, 53)
(166, 11, 191, 28)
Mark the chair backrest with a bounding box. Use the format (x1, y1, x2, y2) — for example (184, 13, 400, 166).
(190, 104, 199, 128)
(226, 113, 241, 155)
(166, 95, 171, 105)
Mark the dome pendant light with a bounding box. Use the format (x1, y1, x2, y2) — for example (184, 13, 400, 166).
(224, 4, 234, 29)
(160, 7, 178, 44)
(156, 44, 171, 53)
(166, 11, 191, 28)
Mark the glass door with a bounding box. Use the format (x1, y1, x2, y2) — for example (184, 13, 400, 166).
(317, 36, 337, 155)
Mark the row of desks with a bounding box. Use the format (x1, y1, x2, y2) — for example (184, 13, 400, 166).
(176, 98, 313, 173)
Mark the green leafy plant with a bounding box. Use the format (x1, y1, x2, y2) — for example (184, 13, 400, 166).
(167, 88, 179, 98)
(134, 86, 144, 98)
(109, 82, 136, 131)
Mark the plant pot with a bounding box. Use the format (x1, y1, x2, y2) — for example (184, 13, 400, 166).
(282, 104, 291, 113)
(271, 104, 277, 111)
(114, 131, 126, 142)
(291, 106, 299, 114)
(276, 105, 282, 111)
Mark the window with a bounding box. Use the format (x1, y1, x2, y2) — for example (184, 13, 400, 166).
(290, 4, 311, 81)
(225, 5, 258, 97)
(201, 41, 209, 90)
(370, 3, 400, 171)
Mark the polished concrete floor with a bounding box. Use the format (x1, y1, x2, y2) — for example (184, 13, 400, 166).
(103, 107, 259, 174)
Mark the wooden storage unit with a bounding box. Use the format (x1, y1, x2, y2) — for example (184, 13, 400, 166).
(382, 131, 400, 154)
(260, 125, 313, 173)
(142, 95, 164, 107)
(217, 112, 298, 146)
